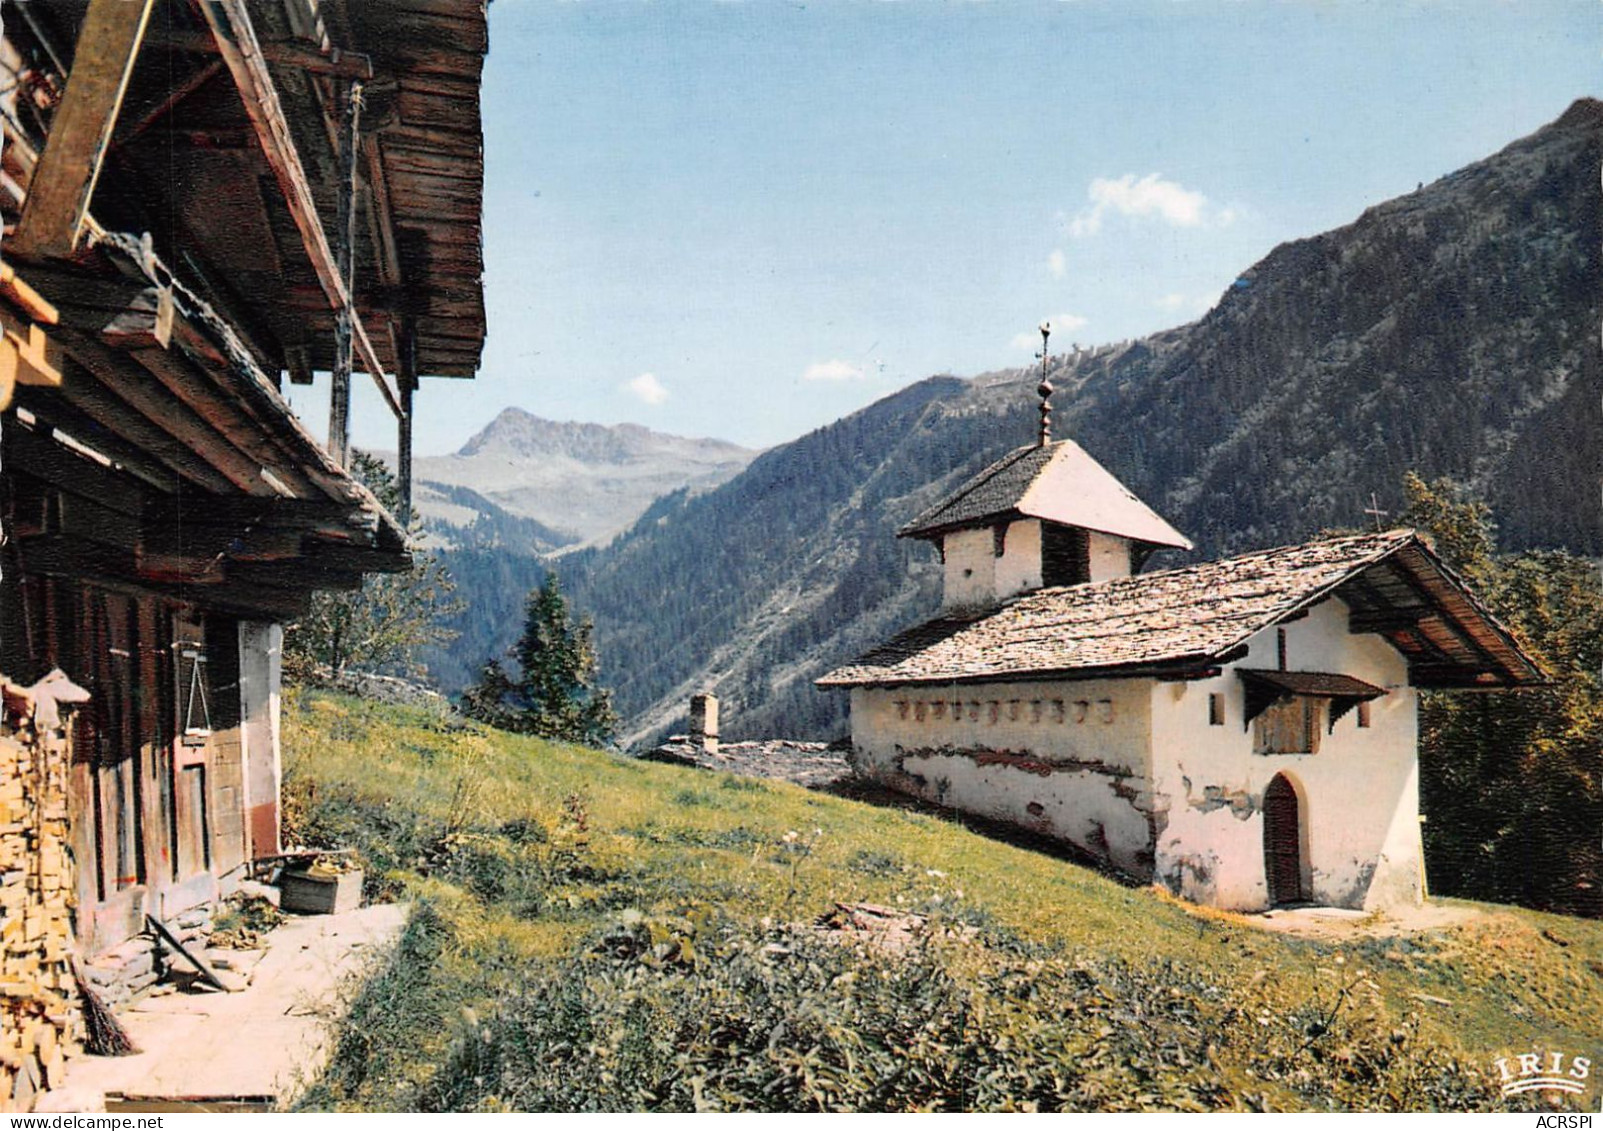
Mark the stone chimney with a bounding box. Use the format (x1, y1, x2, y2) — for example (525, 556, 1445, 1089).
(688, 692, 719, 754)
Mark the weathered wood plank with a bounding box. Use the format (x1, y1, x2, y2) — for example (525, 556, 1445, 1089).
(144, 27, 374, 80)
(114, 60, 226, 149)
(382, 147, 483, 180)
(11, 0, 157, 258)
(100, 287, 174, 351)
(5, 393, 181, 495)
(129, 346, 322, 500)
(51, 327, 275, 497)
(381, 122, 484, 158)
(20, 374, 238, 496)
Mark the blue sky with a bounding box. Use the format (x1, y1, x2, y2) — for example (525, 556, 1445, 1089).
(310, 0, 1600, 456)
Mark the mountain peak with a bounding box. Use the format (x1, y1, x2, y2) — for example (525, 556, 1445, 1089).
(417, 409, 760, 547)
(457, 409, 750, 465)
(1553, 97, 1603, 132)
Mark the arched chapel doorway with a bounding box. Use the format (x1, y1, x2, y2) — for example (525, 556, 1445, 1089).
(1263, 774, 1305, 906)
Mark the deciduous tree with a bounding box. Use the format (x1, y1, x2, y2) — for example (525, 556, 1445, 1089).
(284, 451, 464, 681)
(1405, 472, 1602, 917)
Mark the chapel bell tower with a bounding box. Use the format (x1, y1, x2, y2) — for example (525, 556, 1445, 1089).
(897, 322, 1193, 614)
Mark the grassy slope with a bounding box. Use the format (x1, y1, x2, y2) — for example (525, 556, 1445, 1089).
(283, 689, 1603, 1113)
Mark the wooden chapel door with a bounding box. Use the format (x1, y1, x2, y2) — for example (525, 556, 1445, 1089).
(1263, 774, 1305, 906)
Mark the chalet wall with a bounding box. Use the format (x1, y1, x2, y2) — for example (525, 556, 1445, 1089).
(849, 678, 1160, 875)
(0, 699, 81, 1112)
(238, 622, 283, 860)
(993, 519, 1043, 600)
(1148, 597, 1424, 911)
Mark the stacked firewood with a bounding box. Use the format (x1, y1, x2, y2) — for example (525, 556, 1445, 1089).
(0, 674, 85, 1111)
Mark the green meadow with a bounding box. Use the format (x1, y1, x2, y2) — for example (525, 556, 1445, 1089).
(284, 689, 1603, 1113)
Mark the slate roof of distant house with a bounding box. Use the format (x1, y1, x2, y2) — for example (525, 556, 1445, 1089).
(818, 529, 1543, 690)
(898, 439, 1193, 550)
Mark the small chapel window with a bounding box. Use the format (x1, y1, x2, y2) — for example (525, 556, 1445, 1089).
(1208, 693, 1225, 726)
(1041, 524, 1089, 587)
(1254, 696, 1321, 755)
(1356, 701, 1372, 728)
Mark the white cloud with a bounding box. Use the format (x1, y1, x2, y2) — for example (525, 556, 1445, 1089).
(802, 358, 866, 382)
(1047, 248, 1067, 278)
(1010, 313, 1088, 353)
(1065, 173, 1228, 238)
(625, 372, 669, 405)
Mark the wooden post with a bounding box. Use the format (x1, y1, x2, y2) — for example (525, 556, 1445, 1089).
(11, 0, 156, 258)
(397, 325, 417, 526)
(327, 81, 363, 468)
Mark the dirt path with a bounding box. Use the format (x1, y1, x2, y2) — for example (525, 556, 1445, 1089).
(59, 903, 406, 1111)
(1181, 900, 1489, 940)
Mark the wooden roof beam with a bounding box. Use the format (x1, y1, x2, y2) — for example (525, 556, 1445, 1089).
(11, 0, 156, 259)
(43, 284, 323, 496)
(113, 59, 226, 149)
(127, 344, 323, 500)
(144, 27, 374, 81)
(52, 325, 278, 497)
(20, 368, 238, 496)
(4, 411, 160, 514)
(1380, 555, 1524, 683)
(198, 0, 402, 420)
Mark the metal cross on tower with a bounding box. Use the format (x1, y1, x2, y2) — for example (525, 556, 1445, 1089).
(1363, 492, 1389, 532)
(1036, 321, 1054, 446)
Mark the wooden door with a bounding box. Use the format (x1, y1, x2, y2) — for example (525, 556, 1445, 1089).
(171, 614, 211, 881)
(1263, 774, 1304, 906)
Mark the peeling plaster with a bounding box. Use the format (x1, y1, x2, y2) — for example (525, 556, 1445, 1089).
(1190, 784, 1257, 820)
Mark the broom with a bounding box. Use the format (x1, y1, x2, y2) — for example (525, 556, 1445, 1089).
(69, 956, 139, 1057)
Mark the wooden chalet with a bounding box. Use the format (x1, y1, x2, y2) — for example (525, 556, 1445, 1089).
(0, 0, 487, 956)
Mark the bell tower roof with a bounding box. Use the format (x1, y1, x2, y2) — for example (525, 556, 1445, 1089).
(898, 438, 1193, 551)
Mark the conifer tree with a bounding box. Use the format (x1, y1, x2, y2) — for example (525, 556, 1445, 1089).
(462, 574, 618, 746)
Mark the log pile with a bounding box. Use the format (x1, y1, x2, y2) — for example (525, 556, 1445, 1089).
(0, 673, 86, 1112)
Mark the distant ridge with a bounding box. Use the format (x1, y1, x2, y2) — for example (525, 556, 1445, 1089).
(406, 408, 759, 548)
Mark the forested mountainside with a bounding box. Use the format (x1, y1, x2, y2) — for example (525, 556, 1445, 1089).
(435, 100, 1601, 745)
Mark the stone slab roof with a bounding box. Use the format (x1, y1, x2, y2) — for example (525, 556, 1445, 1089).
(898, 439, 1192, 550)
(818, 529, 1542, 689)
